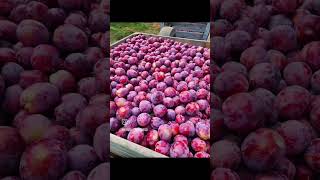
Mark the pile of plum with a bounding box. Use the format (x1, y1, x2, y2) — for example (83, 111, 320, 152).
(0, 0, 109, 179)
(110, 35, 210, 158)
(211, 0, 320, 179)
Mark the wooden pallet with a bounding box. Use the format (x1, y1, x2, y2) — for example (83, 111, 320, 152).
(160, 22, 210, 41)
(110, 32, 210, 158)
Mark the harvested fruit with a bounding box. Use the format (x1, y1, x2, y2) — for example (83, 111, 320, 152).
(0, 0, 109, 178)
(111, 35, 210, 158)
(212, 0, 320, 178)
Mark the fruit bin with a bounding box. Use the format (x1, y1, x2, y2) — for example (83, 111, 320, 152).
(110, 32, 210, 158)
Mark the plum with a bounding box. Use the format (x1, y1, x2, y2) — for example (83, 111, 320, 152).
(225, 30, 252, 56)
(0, 48, 16, 65)
(163, 97, 175, 108)
(137, 113, 151, 127)
(95, 70, 108, 94)
(76, 104, 107, 136)
(222, 93, 264, 134)
(41, 125, 72, 149)
(16, 19, 49, 47)
(150, 91, 164, 105)
(234, 17, 258, 36)
(166, 109, 176, 121)
(194, 151, 210, 158)
(150, 117, 164, 129)
(0, 20, 17, 42)
(62, 171, 86, 180)
(241, 128, 286, 171)
(191, 137, 208, 152)
(164, 87, 177, 97)
(89, 94, 108, 106)
(49, 70, 76, 93)
(1, 62, 24, 85)
(78, 77, 100, 98)
(276, 120, 312, 155)
(174, 134, 188, 146)
(69, 127, 92, 146)
(283, 62, 312, 88)
(64, 53, 91, 79)
(251, 88, 278, 125)
(255, 172, 289, 180)
(195, 121, 210, 140)
(179, 121, 195, 137)
(270, 25, 298, 53)
(55, 93, 87, 127)
(19, 139, 68, 180)
(87, 163, 110, 180)
(272, 0, 298, 14)
(88, 9, 109, 33)
(153, 104, 167, 117)
(302, 41, 320, 71)
(20, 82, 60, 113)
(16, 47, 33, 68)
(274, 85, 311, 120)
(24, 1, 48, 22)
(53, 24, 88, 52)
(94, 123, 109, 162)
(138, 100, 152, 113)
(269, 14, 293, 29)
(220, 0, 244, 22)
(18, 114, 51, 144)
(127, 128, 144, 144)
(211, 168, 240, 180)
(100, 31, 109, 53)
(273, 158, 296, 180)
(115, 87, 129, 98)
(212, 19, 233, 37)
(44, 8, 66, 30)
(211, 140, 241, 169)
(64, 12, 87, 30)
(19, 70, 47, 89)
(146, 129, 159, 147)
(110, 117, 121, 132)
(85, 47, 104, 65)
(197, 99, 209, 111)
(267, 49, 288, 71)
(158, 124, 172, 141)
(169, 141, 190, 158)
(1, 85, 23, 114)
(176, 114, 186, 124)
(0, 127, 25, 177)
(240, 46, 268, 70)
(68, 144, 99, 174)
(214, 71, 249, 99)
(185, 102, 200, 116)
(311, 69, 320, 93)
(12, 110, 30, 128)
(304, 138, 320, 172)
(154, 140, 170, 155)
(249, 63, 281, 92)
(295, 164, 314, 180)
(31, 44, 61, 73)
(179, 91, 192, 103)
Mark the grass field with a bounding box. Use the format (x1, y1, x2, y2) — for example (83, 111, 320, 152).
(110, 23, 160, 43)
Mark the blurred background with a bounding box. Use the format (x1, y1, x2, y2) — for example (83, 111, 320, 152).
(110, 23, 160, 43)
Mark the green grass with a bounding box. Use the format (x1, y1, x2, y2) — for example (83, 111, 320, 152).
(110, 23, 160, 43)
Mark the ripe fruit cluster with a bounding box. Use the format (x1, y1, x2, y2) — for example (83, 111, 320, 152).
(110, 34, 210, 158)
(0, 0, 109, 179)
(212, 0, 320, 179)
